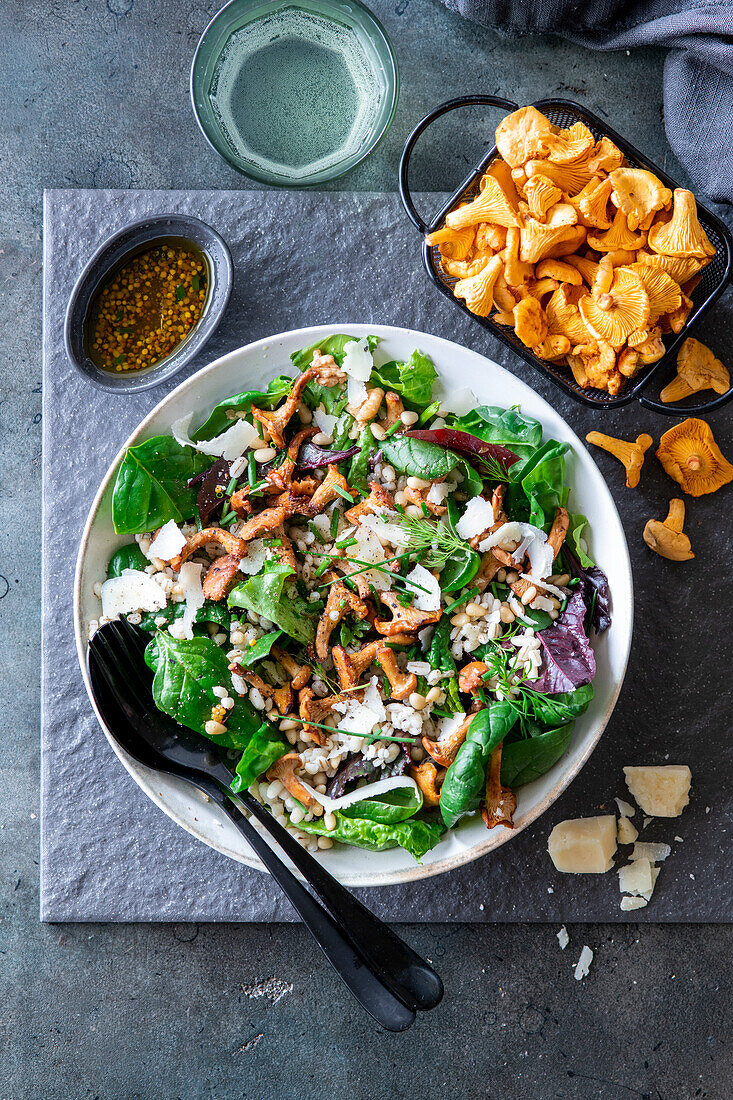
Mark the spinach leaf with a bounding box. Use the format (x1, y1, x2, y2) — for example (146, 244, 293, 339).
(229, 562, 320, 646)
(500, 723, 574, 787)
(438, 549, 481, 592)
(348, 425, 376, 494)
(508, 439, 570, 530)
(290, 333, 379, 371)
(112, 436, 210, 534)
(332, 410, 356, 451)
(191, 375, 294, 441)
(378, 436, 483, 498)
(230, 725, 289, 793)
(144, 633, 266, 750)
(304, 382, 349, 417)
(106, 543, 149, 578)
(439, 703, 518, 827)
(297, 811, 446, 862)
(369, 349, 437, 407)
(567, 513, 595, 568)
(526, 682, 593, 727)
(340, 786, 422, 824)
(427, 617, 462, 711)
(138, 599, 230, 633)
(235, 629, 282, 667)
(454, 405, 543, 470)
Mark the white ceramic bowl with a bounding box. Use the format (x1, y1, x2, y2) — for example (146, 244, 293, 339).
(74, 324, 633, 887)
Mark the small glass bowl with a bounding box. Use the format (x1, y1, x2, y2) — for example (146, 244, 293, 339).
(64, 215, 233, 394)
(190, 0, 399, 187)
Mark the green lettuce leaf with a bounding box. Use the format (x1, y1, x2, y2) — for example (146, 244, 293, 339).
(228, 562, 320, 646)
(567, 513, 595, 567)
(339, 786, 423, 824)
(439, 703, 518, 828)
(290, 333, 379, 372)
(348, 424, 376, 494)
(144, 633, 266, 751)
(192, 375, 294, 441)
(370, 349, 438, 408)
(297, 812, 446, 861)
(230, 726, 289, 793)
(112, 436, 210, 534)
(234, 629, 283, 668)
(106, 543, 149, 577)
(454, 405, 543, 470)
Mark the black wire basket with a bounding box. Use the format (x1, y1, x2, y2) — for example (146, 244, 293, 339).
(399, 95, 733, 415)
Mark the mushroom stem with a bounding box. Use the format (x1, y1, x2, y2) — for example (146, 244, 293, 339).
(665, 498, 686, 533)
(586, 431, 653, 489)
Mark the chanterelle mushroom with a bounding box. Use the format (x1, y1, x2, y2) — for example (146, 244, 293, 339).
(579, 267, 650, 348)
(315, 577, 370, 660)
(251, 362, 342, 449)
(586, 431, 653, 488)
(422, 715, 472, 768)
(373, 592, 442, 636)
(445, 177, 520, 230)
(656, 418, 733, 496)
(424, 224, 476, 261)
(344, 481, 395, 523)
(647, 189, 716, 260)
(266, 753, 317, 808)
(495, 105, 553, 167)
(481, 744, 516, 830)
(660, 338, 730, 404)
(643, 499, 694, 561)
(170, 527, 246, 572)
(454, 254, 504, 318)
(609, 168, 672, 231)
(332, 638, 417, 699)
(410, 760, 445, 808)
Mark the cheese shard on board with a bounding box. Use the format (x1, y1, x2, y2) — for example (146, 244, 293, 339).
(620, 896, 647, 911)
(547, 815, 617, 873)
(623, 765, 692, 817)
(617, 857, 653, 897)
(574, 945, 593, 981)
(617, 816, 639, 845)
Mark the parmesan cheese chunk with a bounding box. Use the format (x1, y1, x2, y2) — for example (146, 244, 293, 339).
(574, 945, 593, 981)
(547, 816, 617, 873)
(313, 407, 337, 436)
(341, 338, 373, 381)
(238, 539, 270, 575)
(557, 925, 569, 950)
(614, 797, 636, 818)
(617, 857, 653, 896)
(100, 569, 167, 619)
(146, 519, 186, 563)
(171, 412, 260, 462)
(623, 765, 692, 817)
(175, 562, 204, 640)
(404, 563, 441, 612)
(617, 817, 639, 845)
(620, 896, 647, 911)
(478, 520, 554, 580)
(631, 841, 671, 863)
(455, 495, 494, 540)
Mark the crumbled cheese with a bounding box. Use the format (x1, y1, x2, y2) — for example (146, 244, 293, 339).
(238, 539, 270, 575)
(313, 406, 337, 436)
(100, 569, 167, 619)
(332, 677, 385, 735)
(341, 338, 373, 381)
(171, 412, 260, 461)
(547, 816, 617, 873)
(176, 562, 204, 640)
(146, 519, 186, 563)
(387, 703, 424, 736)
(615, 797, 636, 818)
(617, 817, 639, 845)
(455, 495, 494, 540)
(623, 765, 692, 817)
(631, 842, 671, 863)
(478, 520, 553, 580)
(406, 660, 431, 676)
(620, 896, 647, 912)
(617, 857, 653, 896)
(642, 865, 660, 901)
(427, 481, 451, 506)
(436, 712, 468, 741)
(300, 774, 419, 814)
(574, 946, 593, 981)
(557, 925, 569, 950)
(404, 563, 441, 612)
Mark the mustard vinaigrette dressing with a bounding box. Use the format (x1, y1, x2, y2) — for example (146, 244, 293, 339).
(86, 241, 208, 373)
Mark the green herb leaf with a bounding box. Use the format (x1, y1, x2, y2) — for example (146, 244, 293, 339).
(378, 435, 482, 498)
(175, 285, 186, 301)
(236, 629, 282, 668)
(369, 349, 438, 408)
(228, 562, 320, 646)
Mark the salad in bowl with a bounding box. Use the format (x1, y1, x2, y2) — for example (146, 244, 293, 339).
(91, 332, 612, 863)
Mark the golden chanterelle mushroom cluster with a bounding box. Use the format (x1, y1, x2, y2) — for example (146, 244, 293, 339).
(426, 106, 716, 396)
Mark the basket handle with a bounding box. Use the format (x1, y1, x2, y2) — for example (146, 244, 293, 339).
(638, 385, 733, 415)
(398, 95, 519, 233)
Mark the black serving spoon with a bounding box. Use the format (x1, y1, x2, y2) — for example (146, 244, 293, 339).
(88, 619, 443, 1030)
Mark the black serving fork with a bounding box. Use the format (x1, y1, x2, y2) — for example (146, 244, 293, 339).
(87, 619, 443, 1031)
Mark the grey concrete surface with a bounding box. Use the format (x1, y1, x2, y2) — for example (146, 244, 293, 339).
(0, 1, 731, 1097)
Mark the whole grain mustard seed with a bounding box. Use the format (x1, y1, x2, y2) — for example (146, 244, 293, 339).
(88, 243, 207, 373)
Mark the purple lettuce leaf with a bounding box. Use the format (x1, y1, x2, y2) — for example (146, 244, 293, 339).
(296, 442, 360, 470)
(531, 591, 596, 694)
(188, 458, 231, 526)
(326, 747, 409, 798)
(405, 429, 519, 475)
(563, 543, 611, 634)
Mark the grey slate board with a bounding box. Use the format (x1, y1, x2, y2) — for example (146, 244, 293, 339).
(41, 188, 732, 922)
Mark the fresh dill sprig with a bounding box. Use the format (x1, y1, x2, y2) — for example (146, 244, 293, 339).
(390, 512, 470, 569)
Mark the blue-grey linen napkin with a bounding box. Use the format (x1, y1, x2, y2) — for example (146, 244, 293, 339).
(439, 0, 733, 204)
